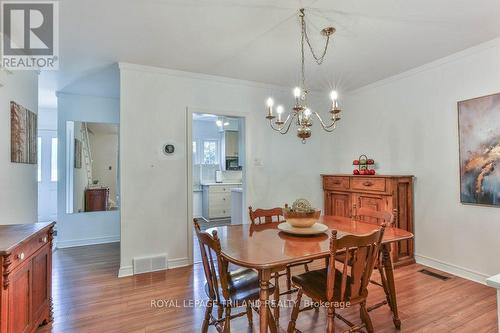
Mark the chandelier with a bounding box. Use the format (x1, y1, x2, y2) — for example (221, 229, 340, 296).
(265, 8, 341, 143)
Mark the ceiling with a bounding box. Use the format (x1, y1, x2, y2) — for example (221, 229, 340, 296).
(86, 122, 118, 135)
(40, 0, 500, 108)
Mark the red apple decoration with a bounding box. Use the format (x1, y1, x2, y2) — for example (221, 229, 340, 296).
(367, 159, 375, 165)
(353, 169, 360, 175)
(369, 169, 376, 175)
(353, 160, 359, 165)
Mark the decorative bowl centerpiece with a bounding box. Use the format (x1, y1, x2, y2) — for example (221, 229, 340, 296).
(283, 199, 321, 228)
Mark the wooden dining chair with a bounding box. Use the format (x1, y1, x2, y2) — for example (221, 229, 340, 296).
(248, 206, 313, 323)
(194, 219, 276, 332)
(349, 206, 396, 311)
(248, 206, 313, 290)
(353, 205, 396, 226)
(288, 225, 386, 333)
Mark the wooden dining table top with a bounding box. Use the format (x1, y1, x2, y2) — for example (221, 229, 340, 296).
(206, 216, 414, 270)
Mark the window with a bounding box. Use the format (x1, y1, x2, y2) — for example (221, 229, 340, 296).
(51, 138, 58, 182)
(192, 141, 197, 164)
(203, 140, 218, 165)
(37, 137, 41, 182)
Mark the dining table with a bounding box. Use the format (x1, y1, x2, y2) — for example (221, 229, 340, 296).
(206, 215, 414, 333)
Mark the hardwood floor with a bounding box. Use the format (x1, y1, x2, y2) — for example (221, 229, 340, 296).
(38, 243, 497, 333)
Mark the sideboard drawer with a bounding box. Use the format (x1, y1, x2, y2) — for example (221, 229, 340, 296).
(323, 176, 350, 191)
(351, 177, 386, 192)
(11, 229, 50, 271)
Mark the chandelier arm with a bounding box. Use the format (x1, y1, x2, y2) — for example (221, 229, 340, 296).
(313, 112, 337, 132)
(269, 112, 297, 134)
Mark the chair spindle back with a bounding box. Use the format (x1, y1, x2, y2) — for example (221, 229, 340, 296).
(326, 226, 385, 303)
(248, 206, 284, 225)
(194, 219, 230, 302)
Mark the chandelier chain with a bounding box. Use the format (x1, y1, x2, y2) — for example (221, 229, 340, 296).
(301, 14, 331, 65)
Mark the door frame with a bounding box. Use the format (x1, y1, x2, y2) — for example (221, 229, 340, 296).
(186, 106, 249, 265)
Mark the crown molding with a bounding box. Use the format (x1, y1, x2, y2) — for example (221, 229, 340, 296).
(347, 37, 500, 96)
(118, 62, 309, 93)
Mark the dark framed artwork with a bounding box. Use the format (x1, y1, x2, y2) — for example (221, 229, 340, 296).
(11, 101, 37, 164)
(458, 93, 500, 207)
(74, 139, 82, 169)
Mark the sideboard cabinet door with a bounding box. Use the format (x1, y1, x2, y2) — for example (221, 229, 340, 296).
(8, 261, 32, 333)
(326, 192, 351, 218)
(32, 245, 50, 325)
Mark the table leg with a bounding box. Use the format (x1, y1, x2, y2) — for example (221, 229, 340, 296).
(381, 243, 402, 329)
(259, 269, 275, 333)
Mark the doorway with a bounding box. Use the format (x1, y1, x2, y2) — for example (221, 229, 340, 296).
(188, 110, 247, 263)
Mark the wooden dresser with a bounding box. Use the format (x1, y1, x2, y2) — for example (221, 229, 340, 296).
(0, 222, 55, 333)
(322, 174, 415, 267)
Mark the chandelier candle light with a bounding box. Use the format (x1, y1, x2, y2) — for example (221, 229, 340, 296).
(265, 8, 342, 143)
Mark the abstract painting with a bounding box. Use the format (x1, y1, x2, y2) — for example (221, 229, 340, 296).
(458, 93, 500, 206)
(11, 101, 37, 164)
(74, 139, 82, 169)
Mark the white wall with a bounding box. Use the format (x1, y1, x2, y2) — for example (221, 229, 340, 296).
(0, 71, 38, 224)
(57, 93, 120, 248)
(326, 38, 500, 281)
(119, 63, 328, 276)
(38, 108, 57, 130)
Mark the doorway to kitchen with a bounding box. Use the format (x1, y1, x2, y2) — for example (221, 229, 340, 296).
(189, 111, 246, 263)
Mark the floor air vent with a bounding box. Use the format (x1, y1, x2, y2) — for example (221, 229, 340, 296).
(418, 269, 450, 281)
(133, 254, 168, 275)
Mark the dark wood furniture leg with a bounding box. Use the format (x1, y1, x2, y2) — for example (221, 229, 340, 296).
(381, 243, 402, 329)
(273, 273, 280, 325)
(259, 269, 271, 333)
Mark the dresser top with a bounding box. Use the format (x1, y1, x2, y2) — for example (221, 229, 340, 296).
(0, 222, 55, 255)
(321, 174, 414, 178)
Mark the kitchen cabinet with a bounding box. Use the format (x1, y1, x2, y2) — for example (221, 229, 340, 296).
(202, 184, 241, 220)
(224, 131, 239, 157)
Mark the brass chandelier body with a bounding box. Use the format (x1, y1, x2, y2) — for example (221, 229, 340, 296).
(265, 8, 341, 143)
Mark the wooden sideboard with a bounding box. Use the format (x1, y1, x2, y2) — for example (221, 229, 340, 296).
(322, 174, 415, 267)
(85, 188, 109, 212)
(0, 222, 55, 333)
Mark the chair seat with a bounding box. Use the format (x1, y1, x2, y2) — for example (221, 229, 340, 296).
(292, 268, 351, 302)
(205, 268, 275, 305)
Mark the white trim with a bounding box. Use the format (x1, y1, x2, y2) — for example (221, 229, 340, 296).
(168, 257, 190, 269)
(486, 274, 500, 290)
(186, 107, 250, 266)
(118, 62, 298, 93)
(348, 37, 500, 96)
(56, 235, 120, 249)
(415, 254, 489, 285)
(56, 91, 119, 100)
(118, 265, 133, 278)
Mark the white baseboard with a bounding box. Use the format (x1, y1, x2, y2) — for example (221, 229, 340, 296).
(56, 235, 120, 249)
(168, 257, 190, 269)
(118, 265, 133, 278)
(415, 254, 489, 285)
